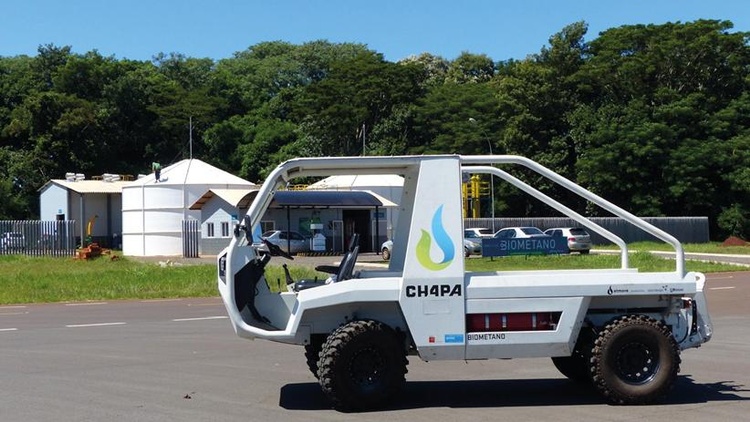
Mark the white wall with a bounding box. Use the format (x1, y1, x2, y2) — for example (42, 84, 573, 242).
(39, 184, 69, 221)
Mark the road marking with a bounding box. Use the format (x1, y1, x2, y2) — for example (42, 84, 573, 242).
(0, 328, 18, 332)
(65, 322, 126, 328)
(141, 298, 183, 303)
(172, 316, 228, 322)
(708, 275, 735, 280)
(0, 305, 27, 309)
(709, 286, 736, 291)
(65, 302, 107, 306)
(0, 311, 28, 316)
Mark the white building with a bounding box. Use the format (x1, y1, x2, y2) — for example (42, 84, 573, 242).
(38, 175, 130, 247)
(308, 174, 404, 242)
(121, 159, 255, 256)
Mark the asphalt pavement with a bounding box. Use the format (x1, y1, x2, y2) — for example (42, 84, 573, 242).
(1, 268, 749, 421)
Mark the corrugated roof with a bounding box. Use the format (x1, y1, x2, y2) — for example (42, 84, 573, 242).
(40, 179, 131, 194)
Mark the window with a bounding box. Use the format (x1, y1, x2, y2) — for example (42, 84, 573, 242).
(260, 220, 275, 233)
(221, 222, 230, 237)
(207, 223, 215, 237)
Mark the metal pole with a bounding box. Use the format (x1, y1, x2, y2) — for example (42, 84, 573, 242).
(362, 122, 366, 156)
(488, 140, 495, 232)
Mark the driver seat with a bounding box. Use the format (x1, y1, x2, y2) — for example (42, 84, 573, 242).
(293, 234, 360, 292)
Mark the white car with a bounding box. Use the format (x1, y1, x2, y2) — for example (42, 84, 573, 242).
(544, 227, 592, 254)
(260, 230, 309, 254)
(464, 227, 494, 239)
(493, 226, 551, 239)
(381, 238, 480, 260)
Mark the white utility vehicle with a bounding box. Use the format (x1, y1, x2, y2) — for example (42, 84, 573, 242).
(217, 155, 712, 411)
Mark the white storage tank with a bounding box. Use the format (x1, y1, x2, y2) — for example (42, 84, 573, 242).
(121, 159, 254, 256)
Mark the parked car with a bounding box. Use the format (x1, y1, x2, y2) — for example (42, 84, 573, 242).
(0, 232, 25, 250)
(493, 226, 551, 239)
(464, 228, 493, 256)
(464, 227, 494, 239)
(260, 230, 310, 254)
(381, 238, 480, 261)
(544, 227, 592, 254)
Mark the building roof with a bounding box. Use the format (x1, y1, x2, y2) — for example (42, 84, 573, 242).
(189, 188, 259, 210)
(128, 158, 255, 187)
(39, 179, 131, 194)
(308, 174, 404, 189)
(189, 188, 397, 210)
(270, 190, 396, 208)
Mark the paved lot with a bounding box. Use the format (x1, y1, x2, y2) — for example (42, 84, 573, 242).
(1, 271, 748, 421)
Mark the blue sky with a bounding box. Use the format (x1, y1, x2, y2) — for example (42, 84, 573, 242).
(2, 0, 748, 62)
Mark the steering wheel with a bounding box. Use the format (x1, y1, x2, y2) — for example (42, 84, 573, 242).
(262, 238, 294, 260)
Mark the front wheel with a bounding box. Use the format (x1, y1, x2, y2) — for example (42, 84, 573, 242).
(318, 320, 407, 411)
(591, 315, 680, 404)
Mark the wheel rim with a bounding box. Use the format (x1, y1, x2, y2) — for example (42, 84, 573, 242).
(349, 346, 387, 393)
(613, 339, 660, 384)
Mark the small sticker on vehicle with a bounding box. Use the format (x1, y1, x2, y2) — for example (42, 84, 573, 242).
(444, 334, 464, 343)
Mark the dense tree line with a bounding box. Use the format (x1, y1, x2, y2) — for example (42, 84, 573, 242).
(1, 20, 748, 239)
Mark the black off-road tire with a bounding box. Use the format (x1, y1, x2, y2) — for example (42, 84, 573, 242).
(553, 355, 591, 383)
(304, 335, 325, 379)
(317, 320, 407, 411)
(552, 327, 595, 383)
(590, 315, 680, 404)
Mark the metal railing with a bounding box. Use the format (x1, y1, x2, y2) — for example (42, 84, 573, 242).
(0, 220, 77, 257)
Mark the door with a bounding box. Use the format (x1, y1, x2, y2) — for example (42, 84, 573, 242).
(343, 209, 371, 252)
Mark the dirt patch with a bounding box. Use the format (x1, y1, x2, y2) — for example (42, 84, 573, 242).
(721, 236, 748, 247)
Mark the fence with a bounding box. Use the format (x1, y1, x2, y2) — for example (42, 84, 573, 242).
(464, 217, 710, 244)
(0, 220, 77, 257)
(182, 220, 200, 258)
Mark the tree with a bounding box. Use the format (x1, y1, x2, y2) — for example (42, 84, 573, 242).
(409, 82, 502, 155)
(446, 52, 495, 84)
(293, 51, 422, 156)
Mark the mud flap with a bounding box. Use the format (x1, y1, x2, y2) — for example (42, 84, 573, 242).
(691, 273, 713, 345)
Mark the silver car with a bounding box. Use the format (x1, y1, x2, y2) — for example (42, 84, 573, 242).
(261, 230, 310, 254)
(381, 238, 480, 260)
(544, 227, 592, 254)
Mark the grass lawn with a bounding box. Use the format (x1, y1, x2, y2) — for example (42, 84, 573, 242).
(0, 251, 743, 305)
(595, 241, 750, 255)
(464, 251, 742, 273)
(0, 255, 322, 305)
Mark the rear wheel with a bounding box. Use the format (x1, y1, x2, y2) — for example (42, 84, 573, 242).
(591, 315, 680, 404)
(318, 320, 406, 411)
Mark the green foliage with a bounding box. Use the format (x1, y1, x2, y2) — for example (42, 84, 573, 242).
(0, 20, 748, 239)
(717, 204, 749, 239)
